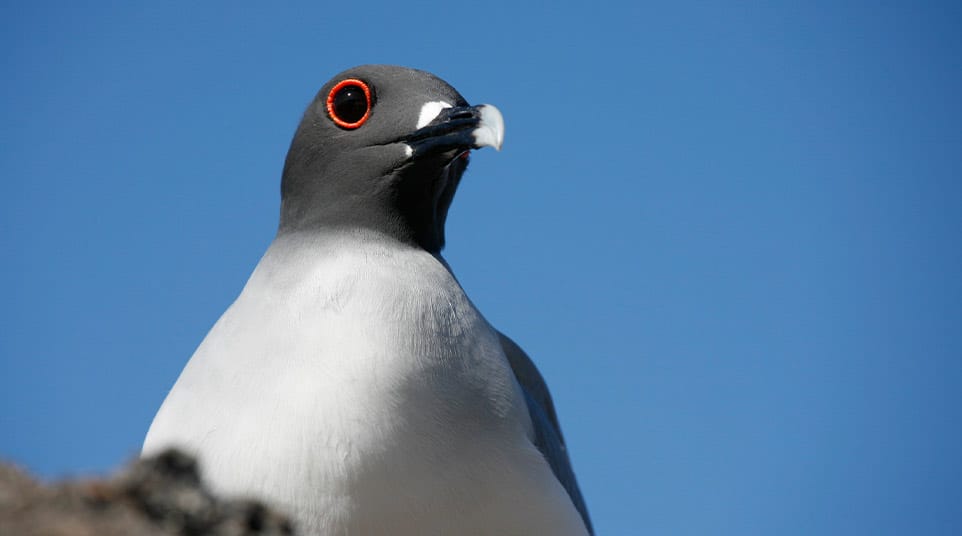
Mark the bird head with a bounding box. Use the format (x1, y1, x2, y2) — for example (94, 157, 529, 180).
(279, 65, 504, 253)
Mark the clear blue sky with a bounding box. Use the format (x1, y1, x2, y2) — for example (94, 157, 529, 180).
(2, 2, 960, 534)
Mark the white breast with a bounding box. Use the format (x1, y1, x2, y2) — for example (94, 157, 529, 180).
(144, 230, 588, 535)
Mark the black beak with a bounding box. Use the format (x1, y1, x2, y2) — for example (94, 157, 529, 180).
(404, 104, 504, 158)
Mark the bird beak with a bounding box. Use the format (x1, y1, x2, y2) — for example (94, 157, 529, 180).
(472, 105, 505, 151)
(404, 104, 504, 157)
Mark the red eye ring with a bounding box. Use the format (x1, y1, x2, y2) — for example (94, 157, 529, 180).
(326, 79, 372, 129)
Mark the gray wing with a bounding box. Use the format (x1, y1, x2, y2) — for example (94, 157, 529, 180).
(499, 332, 594, 535)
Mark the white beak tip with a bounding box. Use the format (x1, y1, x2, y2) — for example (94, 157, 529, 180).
(473, 104, 505, 151)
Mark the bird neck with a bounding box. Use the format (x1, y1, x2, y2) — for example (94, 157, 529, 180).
(277, 158, 466, 255)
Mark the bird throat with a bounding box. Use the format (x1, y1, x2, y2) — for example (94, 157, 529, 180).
(277, 150, 469, 255)
(395, 151, 469, 254)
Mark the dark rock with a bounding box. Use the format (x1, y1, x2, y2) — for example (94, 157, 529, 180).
(0, 449, 296, 536)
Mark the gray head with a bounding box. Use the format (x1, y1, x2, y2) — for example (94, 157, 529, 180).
(278, 65, 503, 253)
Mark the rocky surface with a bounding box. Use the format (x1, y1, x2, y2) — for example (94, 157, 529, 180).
(0, 449, 295, 536)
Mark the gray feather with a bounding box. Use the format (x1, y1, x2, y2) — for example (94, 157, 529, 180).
(499, 332, 594, 535)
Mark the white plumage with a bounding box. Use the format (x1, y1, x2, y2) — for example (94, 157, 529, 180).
(144, 229, 588, 535)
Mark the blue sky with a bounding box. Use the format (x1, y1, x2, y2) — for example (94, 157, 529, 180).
(2, 2, 960, 534)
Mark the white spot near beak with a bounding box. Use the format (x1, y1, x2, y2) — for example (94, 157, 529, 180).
(473, 104, 505, 151)
(416, 101, 453, 129)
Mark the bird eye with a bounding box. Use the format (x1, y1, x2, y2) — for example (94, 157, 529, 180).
(326, 79, 372, 129)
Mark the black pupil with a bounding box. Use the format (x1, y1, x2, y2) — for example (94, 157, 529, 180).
(333, 85, 368, 124)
